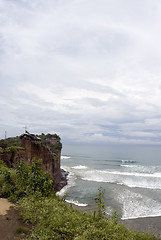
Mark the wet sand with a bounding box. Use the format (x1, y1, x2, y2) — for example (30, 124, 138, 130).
(72, 204, 161, 238)
(121, 216, 161, 238)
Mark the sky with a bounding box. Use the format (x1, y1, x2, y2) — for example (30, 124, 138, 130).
(0, 0, 161, 145)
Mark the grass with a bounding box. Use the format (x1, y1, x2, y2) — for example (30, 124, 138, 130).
(16, 227, 28, 234)
(0, 159, 159, 240)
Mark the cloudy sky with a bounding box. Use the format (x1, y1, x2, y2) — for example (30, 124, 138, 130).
(0, 0, 161, 145)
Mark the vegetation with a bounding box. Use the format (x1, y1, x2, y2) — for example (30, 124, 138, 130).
(9, 146, 24, 167)
(0, 159, 54, 202)
(16, 227, 28, 234)
(38, 133, 62, 151)
(0, 149, 3, 154)
(94, 187, 107, 218)
(0, 139, 8, 148)
(4, 136, 21, 147)
(0, 159, 159, 240)
(0, 133, 62, 152)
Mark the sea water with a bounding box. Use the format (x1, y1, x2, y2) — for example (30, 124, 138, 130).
(59, 144, 161, 220)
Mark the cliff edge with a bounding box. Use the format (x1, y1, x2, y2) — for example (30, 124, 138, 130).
(0, 132, 67, 191)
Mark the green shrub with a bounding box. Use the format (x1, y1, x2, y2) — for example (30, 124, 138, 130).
(0, 139, 8, 148)
(0, 160, 15, 198)
(16, 227, 28, 234)
(94, 187, 107, 218)
(9, 146, 19, 166)
(0, 158, 55, 201)
(17, 195, 157, 240)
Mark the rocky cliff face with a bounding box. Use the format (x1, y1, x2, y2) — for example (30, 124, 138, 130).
(0, 133, 67, 191)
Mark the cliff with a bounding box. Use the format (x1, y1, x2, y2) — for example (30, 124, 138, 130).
(0, 132, 67, 191)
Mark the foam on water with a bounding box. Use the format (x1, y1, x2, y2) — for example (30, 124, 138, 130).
(80, 168, 161, 189)
(72, 165, 88, 170)
(65, 199, 88, 207)
(116, 189, 161, 219)
(61, 155, 71, 159)
(61, 145, 161, 219)
(121, 164, 161, 173)
(57, 167, 76, 197)
(122, 160, 136, 163)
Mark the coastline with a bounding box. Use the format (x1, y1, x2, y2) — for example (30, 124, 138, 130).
(55, 168, 69, 191)
(59, 165, 161, 238)
(59, 173, 161, 238)
(1, 199, 161, 239)
(121, 216, 161, 238)
(70, 203, 161, 238)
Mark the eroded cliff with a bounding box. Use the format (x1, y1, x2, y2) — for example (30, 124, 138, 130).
(0, 132, 67, 191)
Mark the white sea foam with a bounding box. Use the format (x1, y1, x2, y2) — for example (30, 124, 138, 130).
(65, 199, 88, 207)
(120, 164, 161, 172)
(61, 145, 161, 220)
(116, 188, 161, 219)
(56, 167, 76, 197)
(80, 169, 161, 189)
(122, 213, 161, 220)
(120, 164, 136, 168)
(61, 155, 71, 159)
(122, 160, 136, 163)
(154, 172, 161, 177)
(72, 165, 88, 170)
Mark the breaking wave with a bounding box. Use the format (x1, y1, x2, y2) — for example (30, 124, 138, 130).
(61, 155, 71, 159)
(65, 199, 88, 207)
(117, 189, 161, 220)
(121, 160, 136, 163)
(80, 168, 161, 190)
(56, 167, 76, 197)
(72, 165, 88, 170)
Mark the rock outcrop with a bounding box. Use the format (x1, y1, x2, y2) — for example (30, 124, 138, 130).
(0, 132, 67, 191)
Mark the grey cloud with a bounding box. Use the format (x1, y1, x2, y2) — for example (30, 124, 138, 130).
(0, 0, 161, 145)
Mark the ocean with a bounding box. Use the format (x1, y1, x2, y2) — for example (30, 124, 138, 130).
(59, 144, 161, 220)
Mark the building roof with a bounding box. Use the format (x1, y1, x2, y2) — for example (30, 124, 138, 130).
(20, 131, 41, 141)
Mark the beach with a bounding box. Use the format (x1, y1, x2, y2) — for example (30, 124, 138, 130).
(71, 203, 161, 238)
(122, 216, 161, 238)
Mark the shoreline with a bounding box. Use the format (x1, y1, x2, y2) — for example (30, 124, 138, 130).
(70, 203, 161, 238)
(57, 169, 161, 238)
(55, 168, 69, 191)
(121, 216, 161, 238)
(1, 197, 161, 238)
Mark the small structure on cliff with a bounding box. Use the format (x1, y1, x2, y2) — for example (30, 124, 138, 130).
(20, 131, 41, 142)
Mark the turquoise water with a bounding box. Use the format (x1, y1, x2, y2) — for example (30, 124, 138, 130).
(60, 144, 161, 219)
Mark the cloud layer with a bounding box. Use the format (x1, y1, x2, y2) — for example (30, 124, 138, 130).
(0, 0, 161, 144)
